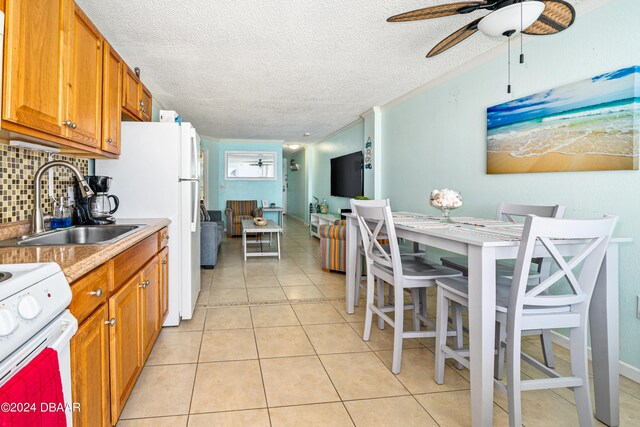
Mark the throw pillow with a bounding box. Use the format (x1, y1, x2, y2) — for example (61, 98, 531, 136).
(199, 202, 210, 222)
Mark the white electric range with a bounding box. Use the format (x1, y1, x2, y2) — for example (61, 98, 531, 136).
(0, 263, 77, 426)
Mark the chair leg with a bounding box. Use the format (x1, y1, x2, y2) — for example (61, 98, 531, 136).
(540, 329, 556, 369)
(363, 271, 375, 341)
(452, 302, 464, 370)
(377, 277, 385, 330)
(434, 286, 448, 384)
(411, 288, 420, 332)
(506, 325, 523, 427)
(570, 326, 595, 427)
(391, 282, 405, 374)
(495, 321, 506, 380)
(419, 287, 428, 326)
(355, 255, 362, 307)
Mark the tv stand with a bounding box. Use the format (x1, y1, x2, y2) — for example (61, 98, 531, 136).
(309, 213, 338, 238)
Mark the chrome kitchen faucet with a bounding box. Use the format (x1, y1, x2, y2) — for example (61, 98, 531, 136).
(32, 161, 94, 234)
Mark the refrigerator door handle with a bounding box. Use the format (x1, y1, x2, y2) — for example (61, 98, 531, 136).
(190, 180, 198, 232)
(179, 178, 199, 182)
(191, 132, 199, 179)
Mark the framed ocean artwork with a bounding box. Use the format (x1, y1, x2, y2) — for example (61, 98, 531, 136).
(486, 66, 639, 174)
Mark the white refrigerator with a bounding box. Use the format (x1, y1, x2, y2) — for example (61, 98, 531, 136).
(95, 122, 201, 326)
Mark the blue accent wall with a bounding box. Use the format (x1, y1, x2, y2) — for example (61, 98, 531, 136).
(217, 142, 283, 223)
(199, 139, 283, 223)
(273, 0, 640, 374)
(309, 121, 365, 215)
(380, 0, 640, 369)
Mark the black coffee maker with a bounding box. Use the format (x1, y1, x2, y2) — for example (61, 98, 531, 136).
(73, 176, 117, 225)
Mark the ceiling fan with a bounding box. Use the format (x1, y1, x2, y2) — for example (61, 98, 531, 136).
(249, 158, 274, 168)
(387, 0, 576, 58)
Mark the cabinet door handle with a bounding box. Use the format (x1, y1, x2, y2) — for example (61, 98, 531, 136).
(89, 288, 103, 297)
(161, 259, 167, 265)
(105, 138, 113, 143)
(63, 120, 72, 127)
(139, 280, 150, 289)
(165, 235, 170, 240)
(71, 122, 77, 129)
(105, 318, 116, 327)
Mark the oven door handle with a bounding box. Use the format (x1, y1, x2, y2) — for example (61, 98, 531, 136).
(49, 313, 78, 352)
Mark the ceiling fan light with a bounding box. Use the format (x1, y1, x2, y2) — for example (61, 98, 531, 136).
(478, 1, 545, 38)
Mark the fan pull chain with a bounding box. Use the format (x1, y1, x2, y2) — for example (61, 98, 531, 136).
(507, 35, 512, 94)
(520, 0, 525, 63)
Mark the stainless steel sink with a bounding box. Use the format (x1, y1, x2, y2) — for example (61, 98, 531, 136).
(0, 225, 147, 247)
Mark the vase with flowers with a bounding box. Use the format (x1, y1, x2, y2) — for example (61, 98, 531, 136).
(429, 188, 463, 223)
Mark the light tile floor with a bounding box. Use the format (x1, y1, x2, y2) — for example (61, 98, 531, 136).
(118, 217, 640, 426)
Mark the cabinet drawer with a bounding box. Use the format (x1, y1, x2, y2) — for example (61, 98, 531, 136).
(70, 263, 111, 323)
(158, 227, 169, 251)
(112, 233, 158, 291)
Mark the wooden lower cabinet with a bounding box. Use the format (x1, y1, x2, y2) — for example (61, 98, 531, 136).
(70, 231, 168, 425)
(71, 304, 111, 427)
(159, 247, 169, 322)
(109, 274, 142, 422)
(140, 256, 160, 361)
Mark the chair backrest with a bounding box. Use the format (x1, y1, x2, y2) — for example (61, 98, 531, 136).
(509, 215, 617, 317)
(497, 203, 566, 276)
(350, 199, 403, 279)
(227, 200, 257, 216)
(496, 202, 565, 222)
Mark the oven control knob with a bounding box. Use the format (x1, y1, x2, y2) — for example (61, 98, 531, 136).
(17, 295, 42, 320)
(0, 308, 18, 336)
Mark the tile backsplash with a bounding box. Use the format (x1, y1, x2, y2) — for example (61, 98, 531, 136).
(0, 144, 89, 223)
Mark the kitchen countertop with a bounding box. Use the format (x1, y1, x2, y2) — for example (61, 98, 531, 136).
(0, 218, 170, 283)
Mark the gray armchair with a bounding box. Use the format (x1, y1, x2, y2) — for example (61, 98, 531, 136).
(201, 210, 223, 268)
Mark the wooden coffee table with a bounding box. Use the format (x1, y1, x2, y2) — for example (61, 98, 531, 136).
(241, 219, 283, 261)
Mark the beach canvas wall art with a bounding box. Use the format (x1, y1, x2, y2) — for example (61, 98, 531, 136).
(486, 66, 639, 174)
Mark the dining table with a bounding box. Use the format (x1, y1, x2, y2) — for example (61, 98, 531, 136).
(343, 211, 630, 427)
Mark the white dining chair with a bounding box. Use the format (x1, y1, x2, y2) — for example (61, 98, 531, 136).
(351, 199, 463, 374)
(434, 214, 617, 427)
(441, 202, 565, 373)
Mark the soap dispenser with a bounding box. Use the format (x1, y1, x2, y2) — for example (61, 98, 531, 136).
(51, 196, 72, 229)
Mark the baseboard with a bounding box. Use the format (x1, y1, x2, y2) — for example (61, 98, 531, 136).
(550, 331, 640, 384)
(286, 214, 307, 225)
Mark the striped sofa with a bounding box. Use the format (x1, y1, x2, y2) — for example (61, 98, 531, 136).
(225, 200, 263, 237)
(319, 220, 347, 272)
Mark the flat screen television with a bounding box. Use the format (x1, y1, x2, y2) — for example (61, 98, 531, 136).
(330, 151, 363, 198)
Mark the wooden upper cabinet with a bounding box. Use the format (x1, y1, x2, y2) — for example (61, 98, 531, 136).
(140, 84, 152, 122)
(2, 0, 68, 136)
(71, 304, 111, 427)
(122, 65, 141, 120)
(101, 42, 122, 154)
(66, 2, 103, 148)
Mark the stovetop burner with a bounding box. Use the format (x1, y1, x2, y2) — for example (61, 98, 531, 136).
(0, 272, 12, 283)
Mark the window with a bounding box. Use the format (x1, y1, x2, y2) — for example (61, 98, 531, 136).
(225, 151, 277, 180)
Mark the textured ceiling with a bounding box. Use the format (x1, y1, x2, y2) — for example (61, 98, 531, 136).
(76, 0, 586, 142)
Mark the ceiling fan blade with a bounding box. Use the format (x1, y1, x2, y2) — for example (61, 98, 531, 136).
(522, 0, 575, 35)
(387, 2, 487, 22)
(427, 17, 482, 58)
